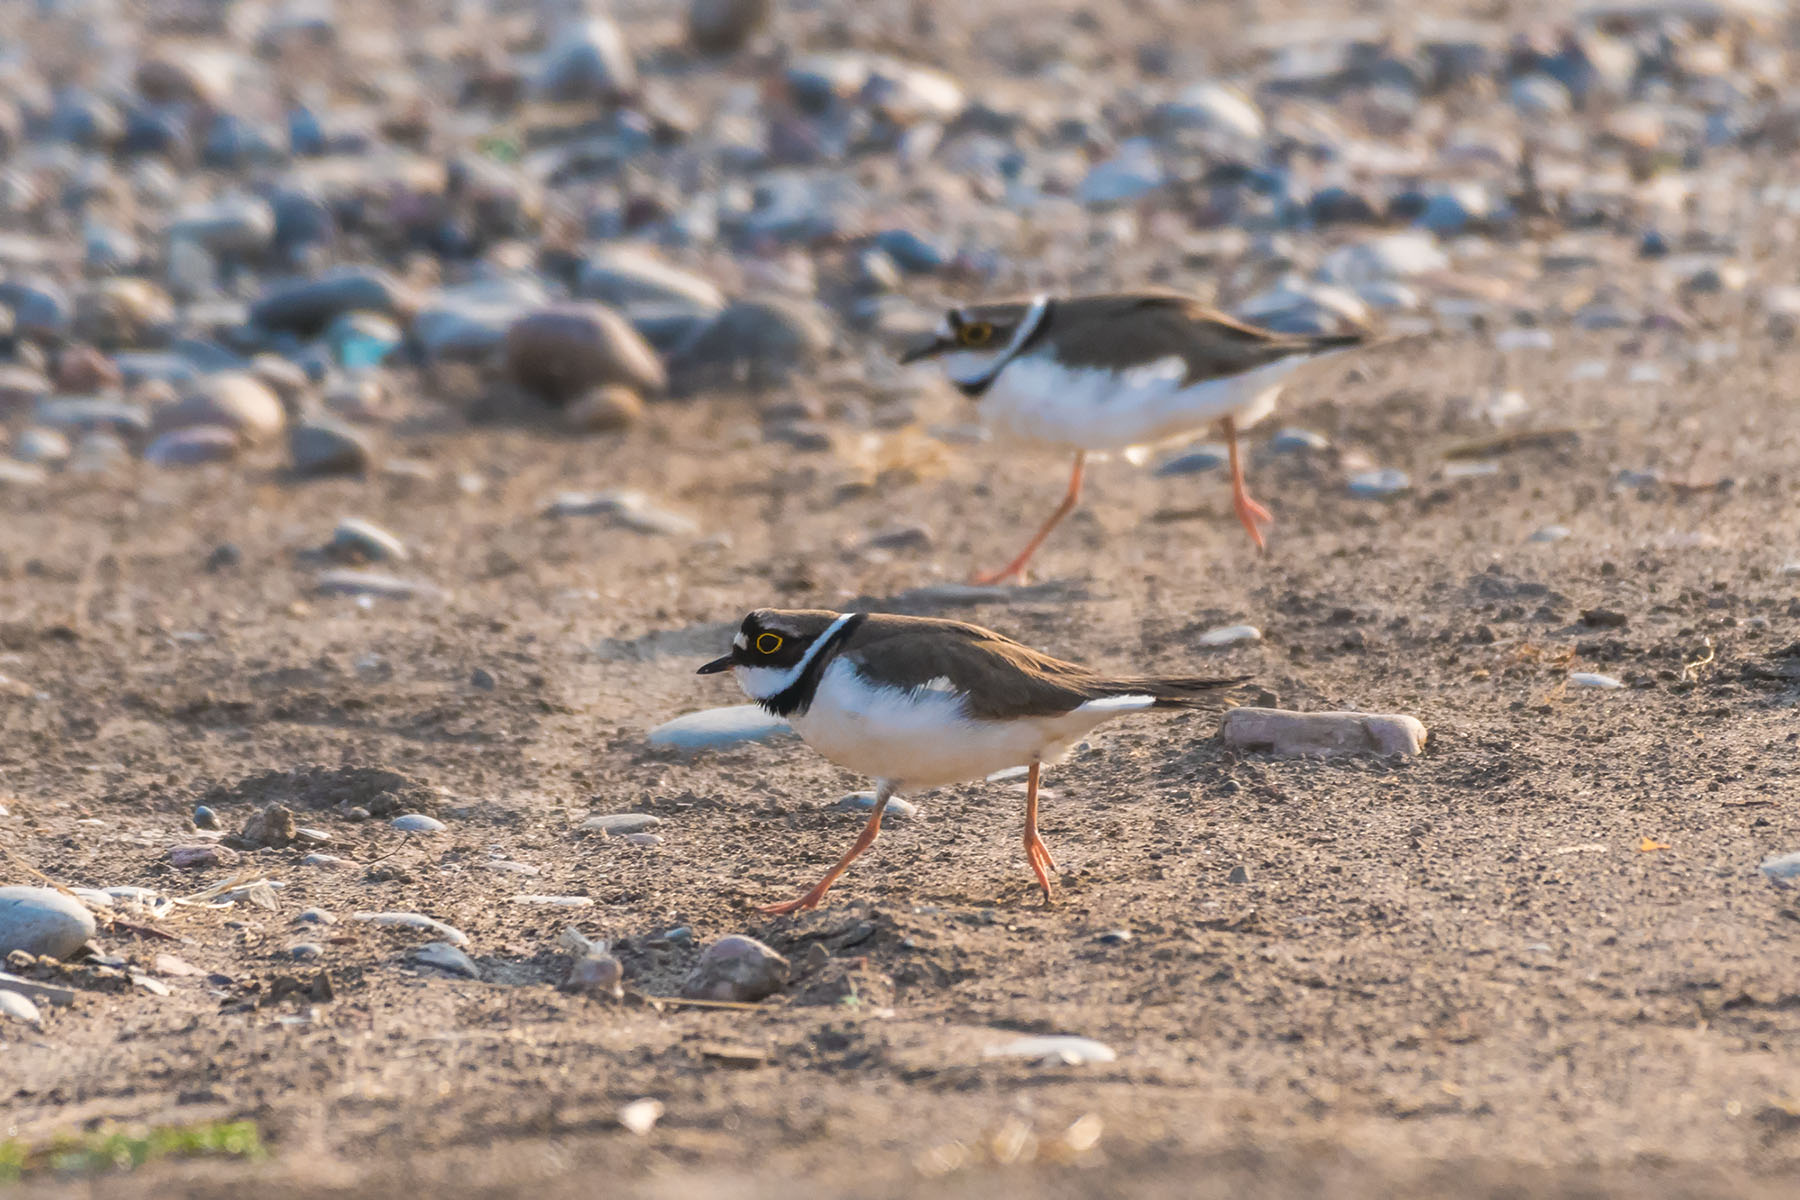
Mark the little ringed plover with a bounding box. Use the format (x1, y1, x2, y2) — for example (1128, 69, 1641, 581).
(698, 608, 1246, 913)
(901, 290, 1367, 582)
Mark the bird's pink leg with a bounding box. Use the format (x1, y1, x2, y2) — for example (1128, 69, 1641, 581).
(759, 785, 891, 915)
(972, 453, 1086, 586)
(1222, 417, 1272, 552)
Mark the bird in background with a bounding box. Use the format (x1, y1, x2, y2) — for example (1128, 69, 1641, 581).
(902, 290, 1369, 583)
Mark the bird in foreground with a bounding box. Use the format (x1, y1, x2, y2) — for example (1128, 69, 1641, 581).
(697, 608, 1246, 913)
(901, 290, 1368, 583)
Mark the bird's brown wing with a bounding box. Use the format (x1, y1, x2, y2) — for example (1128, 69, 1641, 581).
(1048, 292, 1367, 387)
(841, 614, 1244, 720)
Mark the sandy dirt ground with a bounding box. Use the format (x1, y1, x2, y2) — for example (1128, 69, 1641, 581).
(3, 325, 1799, 1197)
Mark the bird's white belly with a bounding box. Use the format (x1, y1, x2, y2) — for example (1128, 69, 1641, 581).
(790, 660, 1128, 790)
(978, 353, 1301, 452)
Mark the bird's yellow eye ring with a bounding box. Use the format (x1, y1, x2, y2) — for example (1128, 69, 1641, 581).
(957, 322, 995, 347)
(756, 632, 783, 654)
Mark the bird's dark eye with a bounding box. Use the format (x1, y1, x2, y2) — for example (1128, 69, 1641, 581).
(756, 633, 783, 654)
(957, 322, 995, 347)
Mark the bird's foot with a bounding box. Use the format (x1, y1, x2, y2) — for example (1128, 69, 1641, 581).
(757, 886, 828, 916)
(1024, 834, 1058, 904)
(1233, 492, 1273, 553)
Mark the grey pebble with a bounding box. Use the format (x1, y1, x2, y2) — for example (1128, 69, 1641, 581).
(0, 989, 43, 1027)
(295, 908, 336, 925)
(13, 427, 69, 466)
(1759, 851, 1800, 884)
(353, 912, 469, 946)
(315, 569, 444, 601)
(582, 813, 662, 836)
(1227, 865, 1252, 884)
(391, 813, 446, 833)
(1267, 427, 1330, 454)
(835, 792, 918, 820)
(0, 886, 97, 960)
(288, 942, 324, 962)
(648, 705, 791, 750)
(544, 489, 698, 536)
(193, 805, 220, 830)
(681, 935, 788, 1003)
(1221, 708, 1427, 757)
(328, 517, 408, 563)
(145, 426, 239, 467)
(290, 417, 374, 476)
(1155, 444, 1228, 476)
(413, 941, 480, 979)
(1347, 468, 1411, 499)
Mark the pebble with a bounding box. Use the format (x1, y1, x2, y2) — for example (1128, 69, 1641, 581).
(582, 813, 663, 836)
(0, 887, 97, 960)
(983, 1036, 1117, 1066)
(515, 895, 594, 908)
(1155, 444, 1228, 476)
(303, 853, 354, 869)
(1227, 865, 1252, 884)
(391, 814, 446, 833)
(1569, 672, 1625, 689)
(1530, 525, 1572, 543)
(536, 17, 636, 101)
(681, 935, 789, 1003)
(190, 806, 218, 831)
(354, 912, 469, 946)
(316, 569, 444, 601)
(145, 426, 239, 467)
(647, 705, 792, 749)
(329, 517, 408, 563)
(237, 802, 297, 848)
(545, 489, 698, 535)
(1220, 708, 1428, 757)
(1347, 468, 1411, 499)
(835, 792, 919, 819)
(295, 909, 336, 925)
(1197, 624, 1262, 648)
(156, 373, 285, 444)
(565, 386, 644, 433)
(617, 1097, 665, 1136)
(289, 943, 323, 962)
(0, 971, 75, 1008)
(250, 268, 409, 336)
(1759, 851, 1800, 884)
(0, 989, 43, 1027)
(1267, 427, 1330, 454)
(13, 427, 69, 465)
(505, 304, 667, 404)
(168, 844, 235, 869)
(673, 299, 832, 388)
(566, 950, 625, 998)
(413, 941, 480, 979)
(0, 461, 47, 488)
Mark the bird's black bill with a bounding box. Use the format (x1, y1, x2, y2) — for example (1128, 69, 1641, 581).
(696, 654, 735, 675)
(898, 335, 950, 365)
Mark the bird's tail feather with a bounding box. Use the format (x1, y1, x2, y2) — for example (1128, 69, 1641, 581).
(1101, 675, 1251, 708)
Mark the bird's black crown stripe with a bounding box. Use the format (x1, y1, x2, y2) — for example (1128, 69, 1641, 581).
(760, 612, 868, 718)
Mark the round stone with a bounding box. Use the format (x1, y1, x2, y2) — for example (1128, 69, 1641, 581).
(0, 886, 98, 960)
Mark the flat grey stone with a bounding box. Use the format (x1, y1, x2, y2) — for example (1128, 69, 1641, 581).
(1347, 468, 1411, 499)
(330, 517, 408, 563)
(315, 569, 445, 601)
(648, 705, 791, 750)
(1197, 624, 1261, 648)
(983, 1035, 1116, 1066)
(353, 912, 468, 946)
(0, 886, 97, 960)
(1759, 851, 1800, 884)
(835, 792, 918, 820)
(391, 813, 446, 833)
(1569, 672, 1625, 689)
(582, 813, 662, 835)
(1221, 708, 1427, 757)
(0, 970, 75, 1006)
(1155, 444, 1228, 476)
(544, 489, 699, 535)
(413, 941, 480, 979)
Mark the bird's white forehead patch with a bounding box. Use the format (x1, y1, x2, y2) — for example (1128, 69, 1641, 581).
(733, 633, 749, 650)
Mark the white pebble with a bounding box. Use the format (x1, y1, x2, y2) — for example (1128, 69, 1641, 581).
(354, 912, 469, 945)
(984, 1035, 1116, 1066)
(835, 792, 918, 819)
(1530, 525, 1572, 543)
(1759, 851, 1800, 884)
(0, 989, 43, 1026)
(1220, 708, 1427, 757)
(1347, 468, 1410, 498)
(618, 1098, 664, 1136)
(582, 813, 662, 835)
(515, 895, 595, 907)
(391, 813, 446, 833)
(1197, 623, 1261, 647)
(1569, 672, 1624, 689)
(648, 705, 791, 749)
